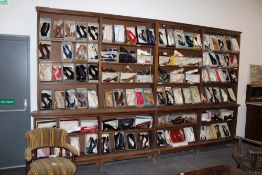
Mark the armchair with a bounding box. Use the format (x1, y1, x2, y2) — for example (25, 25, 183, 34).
(233, 136, 262, 173)
(25, 127, 78, 175)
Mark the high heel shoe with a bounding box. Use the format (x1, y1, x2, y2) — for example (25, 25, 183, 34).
(121, 75, 136, 82)
(157, 131, 166, 147)
(76, 64, 87, 81)
(41, 93, 52, 109)
(63, 67, 74, 80)
(103, 76, 118, 82)
(146, 29, 155, 45)
(62, 44, 72, 60)
(40, 22, 50, 37)
(126, 30, 137, 44)
(39, 42, 51, 59)
(86, 137, 97, 154)
(76, 24, 87, 38)
(102, 136, 110, 153)
(88, 65, 98, 81)
(127, 133, 136, 149)
(114, 133, 125, 151)
(140, 134, 149, 149)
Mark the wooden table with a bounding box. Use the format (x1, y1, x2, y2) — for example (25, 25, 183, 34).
(177, 165, 247, 175)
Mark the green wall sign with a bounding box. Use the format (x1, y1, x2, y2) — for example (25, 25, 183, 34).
(0, 0, 7, 5)
(0, 99, 16, 105)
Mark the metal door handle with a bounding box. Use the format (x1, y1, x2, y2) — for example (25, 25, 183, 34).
(0, 98, 27, 113)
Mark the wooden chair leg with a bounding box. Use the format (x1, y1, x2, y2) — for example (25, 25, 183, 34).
(251, 155, 257, 172)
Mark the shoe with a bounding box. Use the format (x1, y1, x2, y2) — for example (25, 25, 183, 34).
(88, 65, 98, 81)
(63, 66, 74, 80)
(103, 119, 118, 131)
(127, 133, 136, 149)
(88, 25, 98, 40)
(63, 44, 72, 59)
(146, 28, 156, 45)
(39, 42, 50, 59)
(126, 29, 137, 44)
(114, 133, 125, 150)
(76, 65, 87, 82)
(118, 118, 135, 130)
(76, 24, 87, 38)
(102, 136, 110, 153)
(140, 133, 149, 149)
(137, 49, 151, 56)
(41, 93, 52, 109)
(65, 90, 76, 108)
(103, 76, 118, 82)
(87, 137, 97, 154)
(157, 131, 166, 147)
(40, 22, 50, 37)
(136, 121, 151, 129)
(121, 75, 136, 82)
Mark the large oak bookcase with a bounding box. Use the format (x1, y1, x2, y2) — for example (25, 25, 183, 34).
(32, 6, 241, 166)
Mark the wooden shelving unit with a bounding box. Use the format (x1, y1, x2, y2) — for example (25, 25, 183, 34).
(33, 6, 241, 166)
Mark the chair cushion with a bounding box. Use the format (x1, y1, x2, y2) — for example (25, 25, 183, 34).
(28, 157, 76, 175)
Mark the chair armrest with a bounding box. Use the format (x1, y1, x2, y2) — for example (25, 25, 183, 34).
(248, 149, 262, 156)
(236, 136, 262, 146)
(24, 147, 32, 161)
(64, 143, 79, 156)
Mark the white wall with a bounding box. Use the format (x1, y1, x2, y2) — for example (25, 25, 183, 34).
(0, 0, 262, 136)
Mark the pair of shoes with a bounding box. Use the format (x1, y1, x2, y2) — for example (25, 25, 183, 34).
(65, 90, 76, 108)
(63, 44, 72, 59)
(102, 136, 110, 153)
(86, 137, 97, 154)
(114, 133, 125, 150)
(157, 131, 166, 147)
(118, 118, 135, 130)
(114, 91, 125, 106)
(126, 29, 137, 44)
(137, 69, 151, 75)
(157, 91, 167, 105)
(76, 65, 87, 81)
(88, 65, 98, 81)
(76, 24, 87, 38)
(127, 133, 136, 149)
(103, 119, 118, 131)
(103, 76, 118, 82)
(146, 29, 156, 45)
(63, 66, 74, 80)
(140, 133, 149, 149)
(136, 121, 151, 129)
(41, 93, 52, 109)
(121, 75, 136, 82)
(170, 116, 184, 125)
(39, 42, 51, 59)
(137, 49, 151, 56)
(88, 25, 98, 40)
(40, 22, 50, 37)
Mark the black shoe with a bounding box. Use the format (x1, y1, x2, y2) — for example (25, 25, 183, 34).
(76, 64, 87, 82)
(102, 136, 110, 153)
(114, 132, 125, 150)
(41, 93, 52, 109)
(63, 67, 74, 80)
(157, 131, 166, 147)
(87, 137, 97, 154)
(127, 133, 136, 149)
(40, 22, 50, 37)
